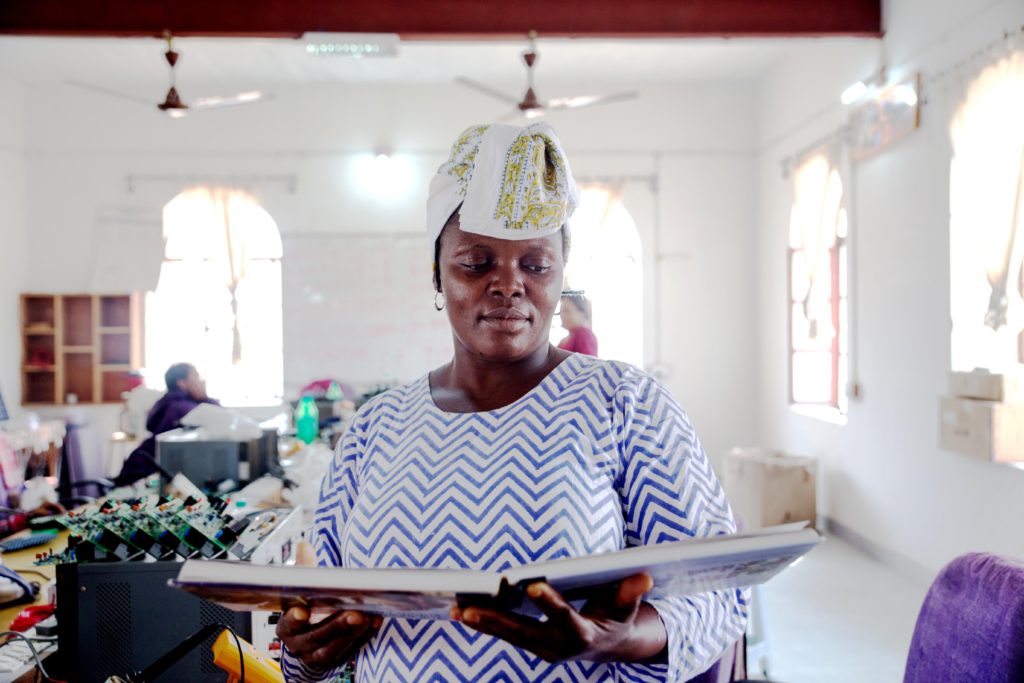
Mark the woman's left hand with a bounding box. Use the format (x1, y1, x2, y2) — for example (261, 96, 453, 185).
(450, 572, 667, 663)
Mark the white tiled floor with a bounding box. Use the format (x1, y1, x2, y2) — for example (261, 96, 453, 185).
(748, 534, 930, 683)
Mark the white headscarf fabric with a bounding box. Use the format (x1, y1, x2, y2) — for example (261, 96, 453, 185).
(427, 123, 579, 244)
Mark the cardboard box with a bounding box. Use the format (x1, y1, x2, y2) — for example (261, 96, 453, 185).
(949, 370, 1024, 402)
(938, 396, 1024, 463)
(721, 448, 817, 530)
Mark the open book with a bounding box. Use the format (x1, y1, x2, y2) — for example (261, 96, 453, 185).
(171, 523, 821, 620)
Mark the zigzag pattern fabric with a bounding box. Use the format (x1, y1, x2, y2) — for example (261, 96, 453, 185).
(282, 354, 748, 682)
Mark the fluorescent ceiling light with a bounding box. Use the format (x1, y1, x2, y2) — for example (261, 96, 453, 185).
(303, 32, 400, 58)
(840, 81, 867, 105)
(891, 83, 918, 107)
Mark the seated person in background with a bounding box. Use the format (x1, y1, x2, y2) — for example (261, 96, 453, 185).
(557, 290, 599, 356)
(113, 363, 219, 486)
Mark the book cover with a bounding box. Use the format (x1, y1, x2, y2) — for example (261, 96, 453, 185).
(171, 523, 821, 620)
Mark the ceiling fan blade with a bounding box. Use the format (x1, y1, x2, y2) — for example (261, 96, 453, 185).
(455, 76, 519, 105)
(497, 109, 527, 122)
(65, 79, 153, 106)
(545, 91, 638, 111)
(497, 108, 549, 122)
(191, 91, 270, 110)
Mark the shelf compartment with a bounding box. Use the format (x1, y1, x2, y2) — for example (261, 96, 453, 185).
(100, 296, 132, 328)
(101, 371, 136, 403)
(24, 334, 56, 367)
(62, 296, 94, 346)
(23, 296, 55, 328)
(62, 352, 94, 403)
(100, 333, 131, 365)
(24, 371, 56, 404)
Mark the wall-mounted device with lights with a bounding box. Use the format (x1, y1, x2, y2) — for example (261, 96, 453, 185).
(302, 32, 400, 58)
(842, 71, 921, 161)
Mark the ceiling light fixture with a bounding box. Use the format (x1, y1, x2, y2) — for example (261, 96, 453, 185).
(302, 32, 400, 58)
(840, 67, 887, 105)
(840, 81, 867, 105)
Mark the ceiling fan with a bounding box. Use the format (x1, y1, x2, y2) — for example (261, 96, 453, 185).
(67, 31, 269, 118)
(455, 31, 637, 120)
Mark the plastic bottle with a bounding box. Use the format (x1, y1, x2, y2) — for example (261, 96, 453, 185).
(326, 381, 344, 418)
(325, 381, 344, 401)
(295, 396, 320, 445)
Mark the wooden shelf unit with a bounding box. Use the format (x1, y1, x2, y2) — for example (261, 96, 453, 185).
(20, 293, 143, 405)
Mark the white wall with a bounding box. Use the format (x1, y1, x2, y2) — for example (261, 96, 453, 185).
(11, 79, 758, 462)
(0, 73, 28, 412)
(755, 0, 1024, 575)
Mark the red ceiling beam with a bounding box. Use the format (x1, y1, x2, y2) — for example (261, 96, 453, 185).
(0, 0, 881, 39)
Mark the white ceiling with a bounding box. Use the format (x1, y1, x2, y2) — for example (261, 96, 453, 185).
(0, 35, 867, 98)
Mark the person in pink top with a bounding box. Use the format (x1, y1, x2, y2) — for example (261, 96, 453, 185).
(557, 291, 598, 356)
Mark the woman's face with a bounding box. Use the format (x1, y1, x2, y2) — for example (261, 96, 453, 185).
(438, 215, 564, 362)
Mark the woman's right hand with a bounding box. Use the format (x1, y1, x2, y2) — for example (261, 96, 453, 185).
(276, 606, 381, 671)
(276, 541, 382, 671)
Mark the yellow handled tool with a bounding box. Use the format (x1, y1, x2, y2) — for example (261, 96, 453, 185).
(211, 629, 284, 683)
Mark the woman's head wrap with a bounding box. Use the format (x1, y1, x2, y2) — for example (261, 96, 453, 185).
(427, 123, 579, 244)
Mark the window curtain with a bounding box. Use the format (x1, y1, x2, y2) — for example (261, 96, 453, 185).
(789, 146, 844, 342)
(560, 181, 645, 367)
(949, 51, 1024, 332)
(149, 187, 283, 404)
(163, 188, 282, 363)
(565, 181, 627, 287)
(948, 46, 1024, 370)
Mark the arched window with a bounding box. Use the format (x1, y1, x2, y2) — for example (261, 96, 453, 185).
(788, 152, 849, 415)
(145, 188, 283, 405)
(552, 185, 644, 367)
(950, 51, 1024, 372)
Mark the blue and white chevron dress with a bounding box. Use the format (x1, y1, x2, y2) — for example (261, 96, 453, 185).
(282, 354, 748, 682)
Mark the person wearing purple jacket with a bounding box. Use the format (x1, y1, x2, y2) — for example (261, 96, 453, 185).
(113, 363, 219, 486)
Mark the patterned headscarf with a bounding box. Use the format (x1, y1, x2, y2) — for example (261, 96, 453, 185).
(427, 123, 579, 243)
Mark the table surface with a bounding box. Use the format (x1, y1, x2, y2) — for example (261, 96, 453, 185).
(0, 528, 66, 632)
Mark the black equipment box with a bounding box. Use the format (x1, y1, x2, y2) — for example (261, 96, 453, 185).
(54, 561, 250, 682)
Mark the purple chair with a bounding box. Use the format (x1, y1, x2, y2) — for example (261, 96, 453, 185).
(904, 552, 1024, 683)
(685, 659, 721, 683)
(685, 639, 743, 683)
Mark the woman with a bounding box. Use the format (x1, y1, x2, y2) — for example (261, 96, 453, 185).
(279, 124, 747, 682)
(557, 291, 599, 356)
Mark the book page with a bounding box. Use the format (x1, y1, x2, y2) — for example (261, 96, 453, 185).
(172, 561, 503, 619)
(504, 527, 821, 601)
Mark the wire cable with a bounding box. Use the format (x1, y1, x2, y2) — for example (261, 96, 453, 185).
(129, 622, 245, 682)
(0, 630, 64, 682)
(14, 569, 52, 580)
(216, 623, 246, 683)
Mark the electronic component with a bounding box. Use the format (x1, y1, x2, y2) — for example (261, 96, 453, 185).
(32, 493, 302, 566)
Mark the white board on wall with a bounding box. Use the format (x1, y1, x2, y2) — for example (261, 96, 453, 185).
(91, 205, 164, 292)
(282, 233, 453, 398)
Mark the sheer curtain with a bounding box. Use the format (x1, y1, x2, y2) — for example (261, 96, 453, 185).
(553, 182, 645, 367)
(789, 150, 844, 343)
(949, 50, 1024, 371)
(788, 146, 848, 410)
(147, 188, 283, 405)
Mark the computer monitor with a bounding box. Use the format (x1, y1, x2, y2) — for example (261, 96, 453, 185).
(156, 428, 278, 490)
